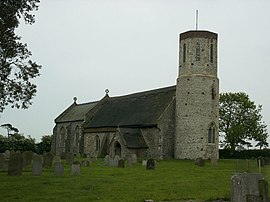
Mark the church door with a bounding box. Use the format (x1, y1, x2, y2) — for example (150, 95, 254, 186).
(115, 142, 121, 157)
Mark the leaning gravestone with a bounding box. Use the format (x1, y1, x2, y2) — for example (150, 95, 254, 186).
(146, 158, 156, 170)
(32, 155, 42, 176)
(231, 173, 268, 202)
(22, 151, 33, 168)
(43, 153, 53, 168)
(8, 152, 23, 176)
(54, 162, 64, 176)
(118, 159, 125, 168)
(71, 161, 81, 175)
(195, 157, 205, 167)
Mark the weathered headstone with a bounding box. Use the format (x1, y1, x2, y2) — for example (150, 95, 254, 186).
(54, 162, 64, 176)
(81, 160, 90, 167)
(127, 158, 133, 167)
(231, 173, 267, 202)
(8, 152, 23, 176)
(104, 155, 110, 166)
(131, 154, 137, 164)
(142, 160, 147, 166)
(195, 157, 205, 167)
(211, 154, 218, 166)
(32, 155, 42, 176)
(146, 158, 156, 170)
(22, 151, 33, 168)
(118, 159, 125, 168)
(71, 161, 81, 175)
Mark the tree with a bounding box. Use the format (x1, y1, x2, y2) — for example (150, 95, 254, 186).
(0, 0, 41, 113)
(219, 92, 268, 151)
(0, 123, 19, 138)
(40, 134, 52, 153)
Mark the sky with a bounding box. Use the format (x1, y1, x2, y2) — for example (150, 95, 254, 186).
(0, 0, 270, 144)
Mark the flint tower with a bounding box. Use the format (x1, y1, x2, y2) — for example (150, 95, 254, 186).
(175, 30, 219, 159)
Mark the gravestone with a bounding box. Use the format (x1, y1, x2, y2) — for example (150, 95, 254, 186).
(8, 152, 23, 176)
(66, 153, 74, 165)
(118, 159, 125, 168)
(231, 173, 267, 202)
(71, 161, 81, 175)
(4, 150, 10, 159)
(127, 158, 133, 167)
(142, 160, 147, 166)
(195, 157, 205, 167)
(211, 154, 218, 166)
(0, 153, 5, 170)
(81, 160, 90, 167)
(54, 162, 64, 176)
(43, 153, 53, 168)
(22, 151, 33, 168)
(32, 155, 42, 176)
(104, 155, 110, 166)
(131, 154, 137, 164)
(2, 159, 9, 171)
(146, 158, 156, 170)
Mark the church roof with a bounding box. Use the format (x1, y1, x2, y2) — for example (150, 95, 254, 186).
(120, 128, 149, 149)
(55, 101, 98, 123)
(84, 85, 176, 128)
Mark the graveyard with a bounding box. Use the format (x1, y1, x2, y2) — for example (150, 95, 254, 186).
(0, 153, 270, 201)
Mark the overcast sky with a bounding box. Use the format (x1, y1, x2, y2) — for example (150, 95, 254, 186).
(0, 0, 270, 144)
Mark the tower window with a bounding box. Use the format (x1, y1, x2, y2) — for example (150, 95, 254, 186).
(183, 44, 186, 63)
(208, 123, 216, 143)
(195, 42, 200, 61)
(210, 44, 213, 63)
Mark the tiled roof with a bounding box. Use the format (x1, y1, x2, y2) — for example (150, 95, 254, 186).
(55, 101, 98, 123)
(85, 85, 176, 128)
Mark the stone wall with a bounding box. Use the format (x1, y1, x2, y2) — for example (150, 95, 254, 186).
(175, 31, 219, 160)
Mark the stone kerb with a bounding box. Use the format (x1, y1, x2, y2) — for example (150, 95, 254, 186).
(8, 152, 23, 176)
(32, 155, 43, 176)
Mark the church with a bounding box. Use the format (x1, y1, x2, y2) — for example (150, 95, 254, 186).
(51, 30, 219, 160)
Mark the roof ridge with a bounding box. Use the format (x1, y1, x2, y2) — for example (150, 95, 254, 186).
(110, 85, 176, 100)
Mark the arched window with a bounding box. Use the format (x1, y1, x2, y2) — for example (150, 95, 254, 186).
(60, 127, 67, 152)
(95, 135, 100, 151)
(115, 142, 121, 157)
(208, 123, 216, 143)
(183, 44, 186, 63)
(195, 42, 200, 61)
(210, 44, 213, 63)
(74, 126, 80, 147)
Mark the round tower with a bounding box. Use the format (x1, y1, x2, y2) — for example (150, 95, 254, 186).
(175, 30, 219, 159)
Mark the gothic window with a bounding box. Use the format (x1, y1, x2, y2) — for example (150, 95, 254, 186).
(183, 44, 186, 63)
(95, 135, 100, 151)
(208, 123, 216, 143)
(210, 44, 213, 63)
(60, 127, 67, 152)
(74, 126, 80, 147)
(195, 42, 200, 61)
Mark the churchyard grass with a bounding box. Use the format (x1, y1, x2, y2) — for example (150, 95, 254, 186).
(0, 159, 268, 201)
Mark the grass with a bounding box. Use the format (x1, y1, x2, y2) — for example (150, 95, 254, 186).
(0, 159, 269, 202)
